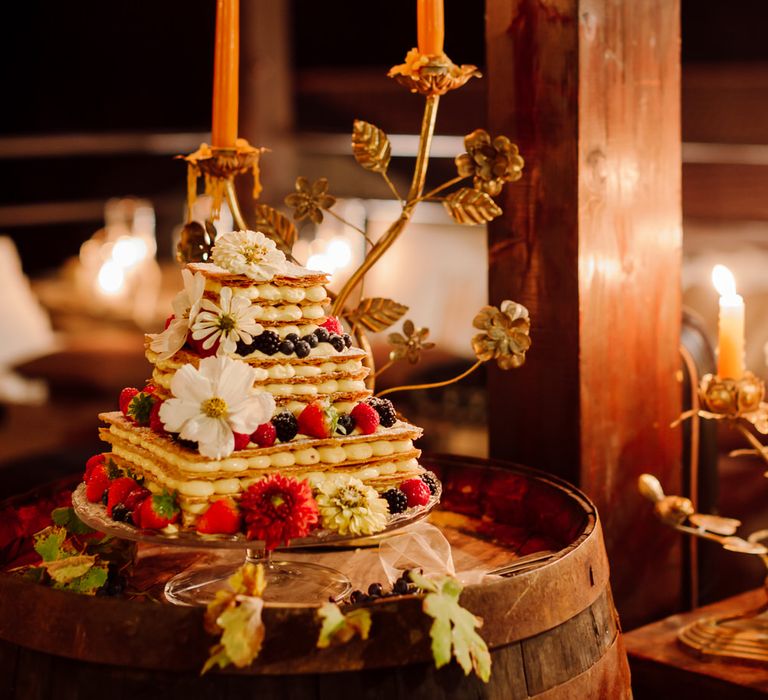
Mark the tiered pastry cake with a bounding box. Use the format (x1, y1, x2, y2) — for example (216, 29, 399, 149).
(87, 230, 433, 536)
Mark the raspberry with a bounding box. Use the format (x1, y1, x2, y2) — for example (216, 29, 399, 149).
(383, 488, 408, 514)
(187, 334, 219, 358)
(365, 397, 397, 428)
(233, 432, 252, 451)
(272, 412, 299, 442)
(254, 330, 281, 355)
(399, 479, 431, 508)
(420, 472, 439, 495)
(252, 422, 277, 447)
(123, 486, 151, 513)
(320, 317, 343, 335)
(149, 400, 166, 434)
(119, 387, 139, 416)
(350, 403, 380, 435)
(336, 414, 355, 436)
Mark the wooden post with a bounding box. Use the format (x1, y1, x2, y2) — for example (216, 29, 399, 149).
(486, 0, 683, 628)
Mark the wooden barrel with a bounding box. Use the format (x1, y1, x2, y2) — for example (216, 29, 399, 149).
(0, 454, 631, 699)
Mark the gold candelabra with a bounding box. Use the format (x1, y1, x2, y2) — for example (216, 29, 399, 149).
(176, 49, 530, 395)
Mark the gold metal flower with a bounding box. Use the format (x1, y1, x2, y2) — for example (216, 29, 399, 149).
(388, 49, 481, 97)
(700, 372, 765, 417)
(472, 300, 531, 370)
(456, 130, 524, 197)
(388, 319, 435, 364)
(284, 177, 336, 225)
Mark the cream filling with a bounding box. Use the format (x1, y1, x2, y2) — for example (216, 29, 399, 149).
(108, 423, 414, 475)
(206, 280, 328, 304)
(249, 304, 325, 322)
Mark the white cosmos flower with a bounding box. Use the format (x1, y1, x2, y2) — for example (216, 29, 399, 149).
(190, 286, 262, 356)
(149, 269, 205, 360)
(159, 356, 276, 459)
(211, 230, 286, 281)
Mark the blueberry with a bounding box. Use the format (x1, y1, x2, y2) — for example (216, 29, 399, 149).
(279, 340, 295, 355)
(112, 504, 130, 522)
(294, 340, 311, 358)
(302, 333, 319, 348)
(393, 579, 409, 595)
(350, 589, 364, 604)
(314, 327, 330, 343)
(285, 333, 300, 343)
(368, 582, 383, 597)
(343, 334, 352, 348)
(329, 334, 345, 352)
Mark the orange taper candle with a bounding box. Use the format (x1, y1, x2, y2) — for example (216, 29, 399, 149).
(712, 264, 745, 379)
(417, 0, 444, 56)
(211, 0, 239, 148)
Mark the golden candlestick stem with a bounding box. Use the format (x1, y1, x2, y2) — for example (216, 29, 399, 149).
(331, 94, 440, 317)
(225, 179, 247, 231)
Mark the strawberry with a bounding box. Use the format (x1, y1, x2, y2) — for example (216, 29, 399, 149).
(252, 422, 277, 447)
(123, 485, 151, 513)
(127, 391, 157, 426)
(149, 400, 166, 434)
(298, 402, 338, 439)
(106, 476, 139, 517)
(84, 453, 106, 482)
(350, 402, 380, 435)
(187, 333, 219, 358)
(399, 478, 431, 508)
(119, 387, 139, 416)
(135, 491, 180, 530)
(86, 463, 111, 503)
(196, 499, 242, 535)
(233, 432, 251, 451)
(320, 316, 343, 335)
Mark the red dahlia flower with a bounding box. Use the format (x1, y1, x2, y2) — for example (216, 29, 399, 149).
(240, 474, 319, 551)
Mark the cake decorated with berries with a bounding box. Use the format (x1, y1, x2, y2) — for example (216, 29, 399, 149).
(81, 230, 437, 542)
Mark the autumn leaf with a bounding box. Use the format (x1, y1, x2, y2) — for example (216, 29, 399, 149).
(34, 526, 68, 562)
(317, 602, 372, 648)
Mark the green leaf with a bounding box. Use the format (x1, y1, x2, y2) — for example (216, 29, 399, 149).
(52, 507, 95, 535)
(128, 392, 157, 425)
(151, 490, 180, 519)
(61, 564, 109, 595)
(201, 644, 230, 675)
(317, 602, 372, 649)
(45, 555, 97, 584)
(33, 527, 68, 562)
(411, 573, 492, 683)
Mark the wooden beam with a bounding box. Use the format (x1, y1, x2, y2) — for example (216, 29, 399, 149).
(485, 0, 683, 628)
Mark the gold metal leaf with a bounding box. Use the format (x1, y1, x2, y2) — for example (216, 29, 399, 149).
(689, 513, 741, 536)
(352, 120, 392, 174)
(345, 298, 409, 333)
(253, 204, 298, 252)
(443, 187, 503, 225)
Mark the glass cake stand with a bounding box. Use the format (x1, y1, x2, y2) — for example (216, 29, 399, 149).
(72, 480, 441, 607)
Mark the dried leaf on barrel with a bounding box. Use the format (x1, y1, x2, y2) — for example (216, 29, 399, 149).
(253, 203, 298, 253)
(202, 563, 267, 674)
(345, 298, 409, 333)
(352, 120, 392, 174)
(443, 188, 502, 225)
(388, 319, 435, 364)
(472, 300, 531, 370)
(410, 571, 491, 683)
(316, 602, 372, 648)
(285, 176, 336, 225)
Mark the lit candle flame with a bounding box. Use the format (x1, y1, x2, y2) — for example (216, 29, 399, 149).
(712, 264, 737, 299)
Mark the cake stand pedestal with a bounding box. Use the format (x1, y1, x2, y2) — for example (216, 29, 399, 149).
(72, 481, 440, 607)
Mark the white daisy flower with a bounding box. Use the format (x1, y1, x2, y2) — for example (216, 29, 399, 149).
(190, 286, 263, 356)
(149, 269, 205, 360)
(211, 229, 286, 281)
(315, 476, 389, 536)
(159, 356, 276, 458)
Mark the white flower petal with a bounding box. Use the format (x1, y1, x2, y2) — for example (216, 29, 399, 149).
(197, 418, 235, 459)
(159, 397, 202, 433)
(214, 358, 259, 404)
(149, 319, 189, 360)
(228, 391, 276, 434)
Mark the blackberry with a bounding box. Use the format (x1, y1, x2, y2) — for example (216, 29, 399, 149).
(279, 339, 295, 355)
(112, 504, 130, 522)
(235, 339, 256, 356)
(294, 340, 311, 358)
(342, 333, 352, 348)
(383, 488, 408, 514)
(420, 472, 439, 495)
(314, 327, 330, 343)
(255, 330, 281, 356)
(366, 397, 397, 428)
(336, 413, 355, 436)
(302, 333, 319, 348)
(285, 333, 300, 343)
(328, 334, 345, 352)
(272, 412, 299, 442)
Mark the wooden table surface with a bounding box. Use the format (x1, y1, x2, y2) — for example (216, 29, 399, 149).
(625, 588, 768, 699)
